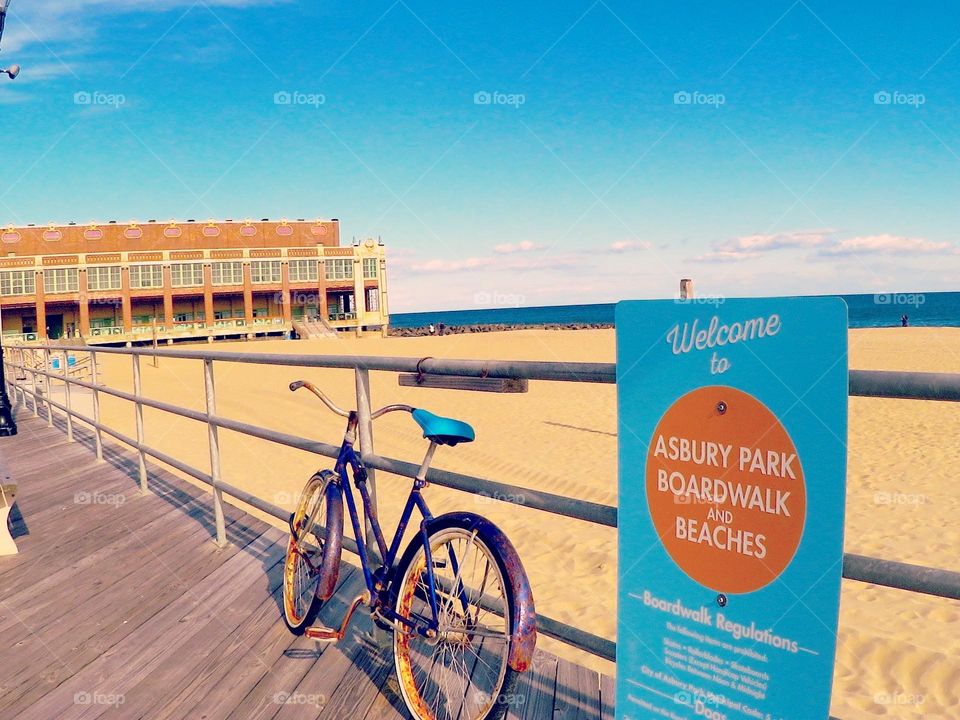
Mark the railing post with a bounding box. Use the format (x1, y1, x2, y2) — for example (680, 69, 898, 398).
(132, 354, 148, 492)
(355, 366, 386, 646)
(63, 350, 74, 442)
(90, 351, 103, 462)
(37, 349, 45, 420)
(354, 367, 380, 559)
(204, 359, 227, 547)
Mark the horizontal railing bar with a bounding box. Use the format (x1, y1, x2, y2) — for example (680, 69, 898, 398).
(17, 348, 960, 400)
(17, 344, 618, 384)
(843, 553, 960, 600)
(363, 452, 619, 528)
(849, 369, 960, 402)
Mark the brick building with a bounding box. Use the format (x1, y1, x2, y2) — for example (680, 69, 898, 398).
(0, 219, 389, 344)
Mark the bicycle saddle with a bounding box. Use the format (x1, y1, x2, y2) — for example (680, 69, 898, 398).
(411, 409, 475, 446)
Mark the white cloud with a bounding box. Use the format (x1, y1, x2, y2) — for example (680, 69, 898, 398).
(693, 250, 761, 263)
(493, 240, 545, 254)
(609, 239, 651, 253)
(819, 234, 954, 256)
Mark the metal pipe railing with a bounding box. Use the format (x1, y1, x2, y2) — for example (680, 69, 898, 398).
(3, 343, 960, 667)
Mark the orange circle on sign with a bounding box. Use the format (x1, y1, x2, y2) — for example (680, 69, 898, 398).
(646, 386, 806, 594)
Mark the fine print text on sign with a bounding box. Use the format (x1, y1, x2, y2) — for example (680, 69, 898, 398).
(616, 298, 847, 720)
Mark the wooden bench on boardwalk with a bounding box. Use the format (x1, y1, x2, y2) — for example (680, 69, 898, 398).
(0, 412, 615, 720)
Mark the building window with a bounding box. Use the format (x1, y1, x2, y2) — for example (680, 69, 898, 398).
(325, 258, 353, 281)
(84, 228, 104, 240)
(212, 261, 243, 285)
(87, 266, 122, 291)
(366, 287, 380, 312)
(0, 270, 35, 296)
(164, 225, 182, 238)
(43, 267, 79, 294)
(362, 257, 378, 279)
(240, 224, 257, 237)
(171, 262, 204, 288)
(1, 230, 20, 244)
(202, 225, 221, 238)
(42, 229, 62, 241)
(288, 259, 318, 283)
(124, 227, 143, 239)
(276, 224, 293, 237)
(129, 264, 163, 289)
(251, 260, 281, 284)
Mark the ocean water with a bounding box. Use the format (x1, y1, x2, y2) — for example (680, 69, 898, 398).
(392, 292, 959, 330)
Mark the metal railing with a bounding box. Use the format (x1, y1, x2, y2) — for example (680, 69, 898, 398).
(2, 343, 959, 667)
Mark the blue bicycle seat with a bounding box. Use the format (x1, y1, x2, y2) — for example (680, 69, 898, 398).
(411, 409, 475, 446)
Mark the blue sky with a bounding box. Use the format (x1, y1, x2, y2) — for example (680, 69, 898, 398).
(1, 1, 959, 312)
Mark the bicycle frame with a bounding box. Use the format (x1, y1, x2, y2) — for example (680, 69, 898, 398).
(327, 412, 450, 636)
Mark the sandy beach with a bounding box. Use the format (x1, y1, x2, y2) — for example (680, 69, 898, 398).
(84, 327, 959, 719)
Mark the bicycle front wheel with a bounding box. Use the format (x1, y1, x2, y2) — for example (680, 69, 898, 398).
(282, 471, 343, 633)
(392, 519, 520, 720)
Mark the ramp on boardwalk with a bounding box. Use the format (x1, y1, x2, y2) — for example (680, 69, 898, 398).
(0, 411, 614, 720)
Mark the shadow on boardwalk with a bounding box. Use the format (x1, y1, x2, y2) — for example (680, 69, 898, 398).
(0, 400, 614, 719)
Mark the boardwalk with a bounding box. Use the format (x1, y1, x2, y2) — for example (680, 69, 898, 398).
(0, 410, 614, 719)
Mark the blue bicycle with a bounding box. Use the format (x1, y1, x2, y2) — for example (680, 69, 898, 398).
(282, 380, 537, 720)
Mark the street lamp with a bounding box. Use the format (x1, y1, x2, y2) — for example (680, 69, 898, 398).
(0, 0, 17, 435)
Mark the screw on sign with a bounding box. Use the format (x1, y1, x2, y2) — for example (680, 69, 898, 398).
(646, 385, 807, 595)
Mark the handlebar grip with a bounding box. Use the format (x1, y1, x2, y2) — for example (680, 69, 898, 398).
(289, 380, 307, 392)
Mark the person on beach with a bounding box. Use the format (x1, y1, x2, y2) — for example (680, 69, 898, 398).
(438, 322, 446, 336)
(901, 314, 909, 327)
(429, 323, 436, 335)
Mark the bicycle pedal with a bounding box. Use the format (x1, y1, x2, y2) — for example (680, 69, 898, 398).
(304, 625, 340, 642)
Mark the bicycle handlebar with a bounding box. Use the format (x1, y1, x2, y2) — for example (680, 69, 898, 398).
(289, 380, 414, 420)
(289, 380, 351, 417)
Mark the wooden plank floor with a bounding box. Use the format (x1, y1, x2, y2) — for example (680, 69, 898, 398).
(0, 403, 616, 720)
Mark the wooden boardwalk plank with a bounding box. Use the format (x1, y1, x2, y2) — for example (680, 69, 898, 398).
(554, 660, 602, 720)
(507, 650, 559, 720)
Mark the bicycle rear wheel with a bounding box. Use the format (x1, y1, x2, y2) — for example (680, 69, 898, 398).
(282, 471, 343, 633)
(392, 518, 521, 720)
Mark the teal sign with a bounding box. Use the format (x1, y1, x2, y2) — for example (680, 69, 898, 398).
(615, 297, 847, 720)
